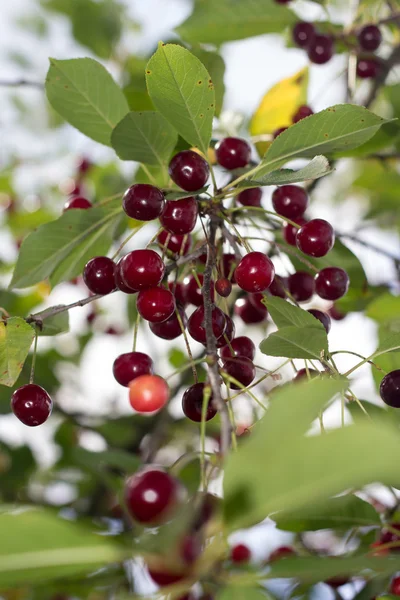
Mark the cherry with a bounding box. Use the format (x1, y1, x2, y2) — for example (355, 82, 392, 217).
(215, 278, 232, 298)
(273, 127, 288, 139)
(292, 105, 314, 123)
(288, 271, 315, 302)
(235, 296, 268, 324)
(220, 336, 256, 361)
(77, 157, 92, 175)
(219, 253, 238, 282)
(119, 249, 165, 290)
(182, 382, 217, 422)
(294, 368, 319, 381)
(380, 370, 400, 408)
(83, 256, 116, 295)
(113, 352, 154, 387)
(308, 309, 331, 333)
(188, 305, 226, 344)
(150, 304, 187, 339)
(292, 22, 315, 48)
(268, 275, 287, 298)
(237, 187, 262, 207)
(11, 384, 52, 426)
(137, 286, 175, 323)
(115, 258, 138, 294)
(379, 523, 400, 550)
(181, 533, 202, 565)
(272, 185, 308, 219)
(182, 274, 214, 306)
(248, 292, 267, 312)
(325, 577, 350, 589)
(329, 304, 346, 321)
(215, 137, 251, 170)
(147, 567, 186, 586)
(63, 196, 92, 211)
(315, 267, 350, 300)
(158, 229, 192, 257)
(283, 217, 307, 246)
(222, 357, 256, 389)
(235, 252, 275, 293)
(216, 315, 236, 348)
(391, 577, 400, 596)
(169, 150, 210, 192)
(169, 281, 187, 306)
(358, 24, 382, 51)
(296, 218, 335, 258)
(231, 543, 251, 564)
(275, 0, 291, 3)
(125, 468, 180, 524)
(122, 184, 165, 221)
(307, 34, 334, 64)
(269, 546, 296, 562)
(129, 374, 169, 413)
(357, 58, 380, 79)
(193, 493, 220, 531)
(160, 197, 198, 235)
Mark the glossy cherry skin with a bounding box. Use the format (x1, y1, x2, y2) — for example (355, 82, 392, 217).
(380, 370, 400, 408)
(147, 567, 186, 587)
(160, 197, 198, 235)
(329, 304, 346, 321)
(158, 229, 192, 257)
(235, 296, 268, 324)
(215, 278, 232, 298)
(182, 274, 214, 306)
(294, 368, 319, 382)
(220, 336, 256, 361)
(357, 58, 380, 79)
(169, 281, 187, 307)
(215, 137, 251, 170)
(222, 357, 256, 389)
(268, 275, 287, 298)
(129, 375, 169, 413)
(307, 34, 334, 64)
(248, 292, 267, 312)
(231, 544, 251, 564)
(273, 127, 288, 139)
(150, 304, 187, 340)
(391, 577, 400, 596)
(315, 267, 350, 300)
(216, 315, 236, 348)
(292, 105, 314, 123)
(358, 24, 382, 51)
(182, 382, 217, 422)
(325, 577, 350, 589)
(119, 249, 165, 291)
(137, 286, 175, 323)
(292, 22, 315, 48)
(237, 188, 262, 207)
(115, 258, 138, 294)
(288, 271, 315, 302)
(11, 384, 53, 426)
(235, 252, 275, 293)
(272, 185, 308, 219)
(269, 546, 296, 562)
(296, 218, 335, 258)
(308, 309, 331, 333)
(219, 253, 238, 282)
(188, 305, 226, 345)
(169, 150, 210, 192)
(283, 217, 307, 246)
(83, 257, 116, 295)
(63, 196, 92, 211)
(113, 352, 154, 387)
(123, 184, 165, 221)
(125, 468, 180, 524)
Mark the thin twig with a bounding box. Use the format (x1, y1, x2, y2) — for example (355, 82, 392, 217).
(0, 79, 43, 89)
(364, 44, 400, 108)
(338, 231, 400, 264)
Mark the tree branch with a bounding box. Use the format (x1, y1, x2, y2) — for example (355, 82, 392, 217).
(365, 44, 400, 108)
(0, 79, 43, 89)
(338, 231, 400, 264)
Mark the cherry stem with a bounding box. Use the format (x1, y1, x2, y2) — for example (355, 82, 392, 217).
(176, 307, 198, 383)
(29, 331, 39, 384)
(200, 385, 212, 489)
(221, 372, 268, 411)
(112, 225, 145, 260)
(0, 79, 43, 88)
(132, 310, 140, 352)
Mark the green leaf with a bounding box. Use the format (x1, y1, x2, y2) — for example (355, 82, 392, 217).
(260, 326, 328, 359)
(0, 318, 35, 387)
(111, 111, 177, 166)
(46, 58, 129, 146)
(33, 309, 69, 336)
(367, 293, 400, 325)
(265, 297, 324, 329)
(0, 506, 126, 587)
(190, 48, 225, 116)
(69, 447, 140, 476)
(178, 458, 201, 496)
(240, 156, 332, 188)
(176, 0, 296, 44)
(146, 43, 215, 154)
(217, 587, 268, 600)
(334, 122, 400, 158)
(375, 333, 400, 357)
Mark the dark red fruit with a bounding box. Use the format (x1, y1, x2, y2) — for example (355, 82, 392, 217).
(357, 58, 380, 79)
(77, 157, 92, 175)
(283, 217, 307, 246)
(215, 137, 251, 170)
(150, 304, 187, 340)
(125, 468, 180, 524)
(220, 253, 238, 283)
(119, 249, 165, 291)
(391, 577, 400, 596)
(182, 382, 217, 422)
(169, 281, 187, 306)
(237, 188, 262, 207)
(272, 185, 308, 219)
(160, 197, 198, 235)
(83, 256, 116, 295)
(273, 127, 288, 139)
(235, 296, 268, 324)
(288, 271, 315, 302)
(325, 577, 350, 589)
(231, 543, 251, 564)
(294, 368, 319, 382)
(216, 315, 235, 348)
(137, 287, 175, 323)
(215, 278, 232, 298)
(358, 24, 382, 51)
(220, 336, 256, 361)
(308, 309, 331, 333)
(113, 352, 154, 387)
(315, 267, 349, 300)
(63, 196, 92, 211)
(158, 230, 192, 257)
(292, 105, 314, 123)
(379, 523, 400, 550)
(188, 305, 226, 344)
(275, 0, 291, 3)
(248, 292, 267, 312)
(122, 184, 165, 221)
(193, 493, 220, 531)
(296, 218, 335, 258)
(11, 384, 52, 427)
(222, 357, 256, 389)
(329, 304, 346, 321)
(181, 533, 202, 565)
(268, 275, 287, 298)
(147, 567, 186, 586)
(293, 22, 315, 48)
(115, 258, 138, 294)
(235, 252, 275, 293)
(169, 150, 210, 192)
(182, 274, 214, 306)
(307, 34, 334, 64)
(380, 370, 400, 408)
(269, 546, 296, 562)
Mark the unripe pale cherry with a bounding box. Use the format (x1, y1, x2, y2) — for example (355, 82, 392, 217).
(129, 375, 169, 413)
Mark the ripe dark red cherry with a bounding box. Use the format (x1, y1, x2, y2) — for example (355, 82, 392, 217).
(329, 304, 346, 321)
(188, 305, 226, 344)
(272, 185, 308, 219)
(269, 546, 296, 562)
(308, 309, 331, 333)
(325, 577, 350, 589)
(160, 197, 198, 235)
(215, 137, 251, 170)
(380, 370, 400, 408)
(182, 382, 217, 422)
(63, 196, 92, 211)
(248, 292, 267, 312)
(147, 567, 186, 587)
(237, 187, 262, 207)
(129, 375, 169, 413)
(235, 252, 275, 293)
(215, 278, 232, 298)
(220, 336, 256, 361)
(379, 523, 400, 550)
(292, 105, 314, 123)
(169, 150, 210, 192)
(125, 468, 180, 524)
(83, 256, 116, 295)
(358, 24, 382, 51)
(235, 296, 268, 324)
(292, 22, 315, 48)
(150, 304, 187, 340)
(113, 352, 154, 387)
(296, 218, 335, 258)
(220, 253, 238, 282)
(268, 275, 287, 298)
(122, 184, 165, 221)
(273, 127, 288, 139)
(283, 217, 307, 246)
(307, 34, 334, 64)
(357, 58, 380, 79)
(137, 287, 175, 323)
(231, 544, 251, 564)
(11, 384, 52, 426)
(216, 315, 235, 348)
(158, 229, 192, 257)
(182, 274, 214, 306)
(275, 0, 291, 3)
(77, 157, 92, 175)
(114, 258, 138, 294)
(119, 249, 165, 291)
(222, 357, 256, 389)
(169, 281, 187, 306)
(315, 267, 350, 300)
(391, 577, 400, 596)
(288, 271, 315, 302)
(294, 368, 319, 382)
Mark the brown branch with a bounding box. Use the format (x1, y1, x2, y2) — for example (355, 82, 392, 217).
(338, 232, 400, 264)
(0, 79, 43, 89)
(365, 44, 400, 108)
